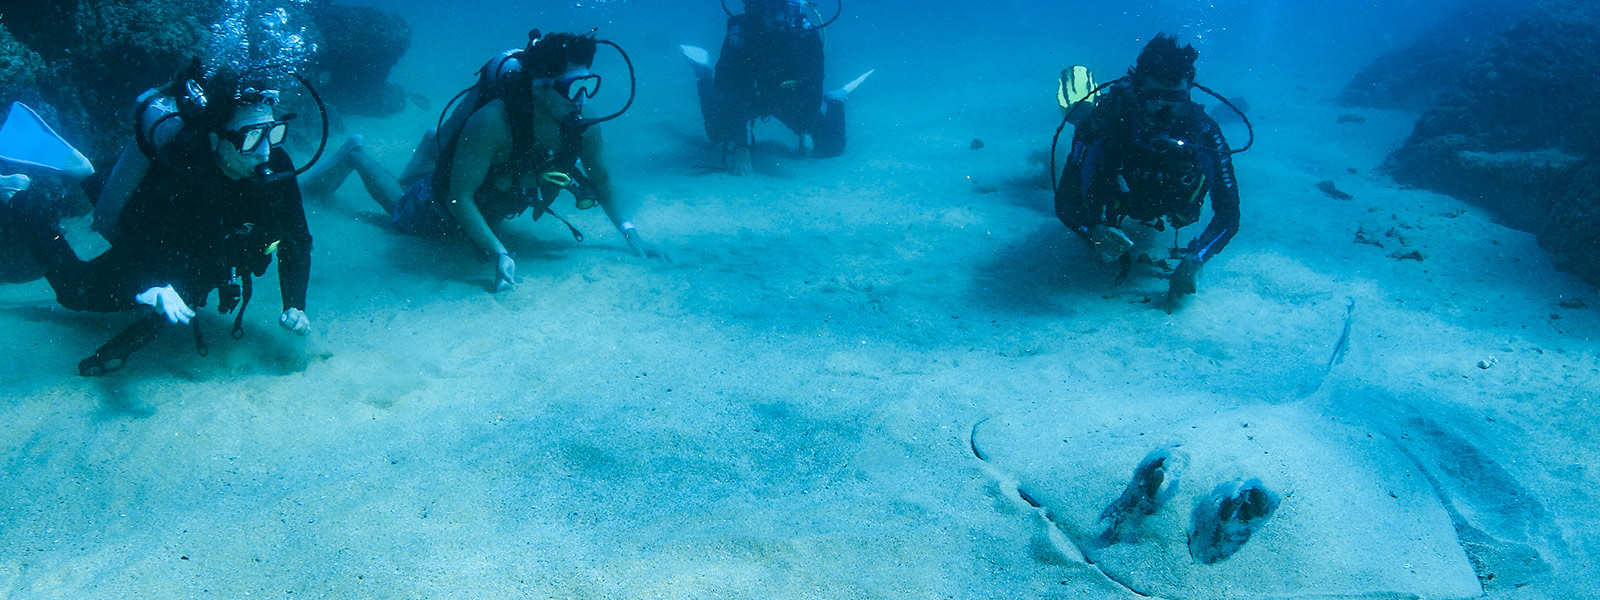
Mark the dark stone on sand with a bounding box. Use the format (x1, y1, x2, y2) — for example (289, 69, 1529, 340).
(1372, 0, 1600, 286)
(1389, 249, 1427, 262)
(1316, 180, 1353, 201)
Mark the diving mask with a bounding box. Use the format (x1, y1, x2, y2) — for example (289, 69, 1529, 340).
(551, 69, 601, 102)
(220, 116, 293, 154)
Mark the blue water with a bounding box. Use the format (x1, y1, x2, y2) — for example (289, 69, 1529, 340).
(1, 0, 1588, 598)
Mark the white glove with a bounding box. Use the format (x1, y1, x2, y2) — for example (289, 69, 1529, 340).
(279, 308, 310, 335)
(0, 173, 30, 204)
(135, 285, 195, 324)
(495, 252, 516, 292)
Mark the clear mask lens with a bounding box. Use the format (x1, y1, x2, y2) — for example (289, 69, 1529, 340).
(556, 72, 601, 101)
(230, 121, 291, 154)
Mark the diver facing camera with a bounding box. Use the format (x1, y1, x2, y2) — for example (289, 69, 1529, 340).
(95, 59, 329, 238)
(682, 0, 871, 175)
(301, 29, 664, 294)
(2, 63, 320, 375)
(1051, 34, 1249, 306)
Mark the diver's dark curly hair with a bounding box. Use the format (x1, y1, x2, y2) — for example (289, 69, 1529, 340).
(1130, 33, 1198, 86)
(521, 31, 599, 78)
(187, 80, 279, 135)
(156, 58, 279, 136)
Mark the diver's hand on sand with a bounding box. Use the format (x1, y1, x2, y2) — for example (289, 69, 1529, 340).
(279, 308, 310, 335)
(1169, 253, 1203, 298)
(1088, 225, 1134, 263)
(725, 144, 752, 176)
(495, 252, 516, 292)
(136, 285, 195, 324)
(622, 226, 670, 263)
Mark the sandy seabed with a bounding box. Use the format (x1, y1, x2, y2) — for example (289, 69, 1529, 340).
(3, 4, 1598, 598)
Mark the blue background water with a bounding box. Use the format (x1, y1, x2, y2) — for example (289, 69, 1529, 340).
(2, 0, 1590, 598)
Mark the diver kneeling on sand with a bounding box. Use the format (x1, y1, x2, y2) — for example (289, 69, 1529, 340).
(679, 0, 872, 175)
(0, 61, 323, 376)
(1051, 34, 1252, 304)
(302, 30, 666, 293)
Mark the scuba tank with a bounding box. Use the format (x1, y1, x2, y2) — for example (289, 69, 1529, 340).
(436, 29, 638, 151)
(431, 29, 637, 229)
(723, 0, 842, 29)
(1049, 73, 1254, 197)
(130, 58, 330, 181)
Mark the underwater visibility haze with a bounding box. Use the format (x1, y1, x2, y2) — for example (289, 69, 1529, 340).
(0, 0, 1594, 597)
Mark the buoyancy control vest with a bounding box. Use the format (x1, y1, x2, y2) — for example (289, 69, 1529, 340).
(432, 48, 588, 222)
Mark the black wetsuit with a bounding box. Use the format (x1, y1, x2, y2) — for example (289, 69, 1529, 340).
(1055, 83, 1240, 262)
(11, 139, 311, 317)
(698, 13, 846, 157)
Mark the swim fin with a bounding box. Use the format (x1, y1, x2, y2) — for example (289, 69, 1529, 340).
(679, 45, 713, 80)
(824, 69, 874, 102)
(1058, 65, 1098, 125)
(0, 102, 94, 179)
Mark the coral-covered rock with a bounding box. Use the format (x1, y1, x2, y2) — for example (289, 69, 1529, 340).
(1541, 161, 1600, 285)
(1376, 0, 1600, 285)
(1, 0, 411, 167)
(1339, 4, 1522, 110)
(0, 24, 51, 108)
(308, 5, 412, 118)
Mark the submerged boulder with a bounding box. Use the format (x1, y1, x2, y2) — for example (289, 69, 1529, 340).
(0, 0, 412, 169)
(1376, 0, 1600, 285)
(1542, 160, 1600, 285)
(307, 5, 413, 118)
(0, 24, 51, 110)
(1339, 0, 1530, 111)
(1, 1, 411, 280)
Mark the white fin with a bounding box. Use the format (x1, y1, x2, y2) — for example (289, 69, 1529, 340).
(679, 45, 711, 68)
(825, 69, 875, 102)
(0, 102, 94, 179)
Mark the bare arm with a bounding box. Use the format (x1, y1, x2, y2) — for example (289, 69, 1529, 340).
(446, 102, 512, 257)
(580, 125, 666, 261)
(579, 125, 628, 229)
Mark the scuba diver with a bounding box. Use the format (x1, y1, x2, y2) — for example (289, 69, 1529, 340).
(680, 0, 871, 175)
(0, 62, 320, 375)
(1052, 34, 1249, 302)
(302, 30, 664, 293)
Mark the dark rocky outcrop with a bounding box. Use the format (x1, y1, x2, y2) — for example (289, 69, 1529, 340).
(1340, 1, 1533, 111)
(2, 1, 411, 280)
(1, 0, 411, 170)
(1543, 160, 1600, 285)
(307, 5, 413, 118)
(1372, 0, 1600, 286)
